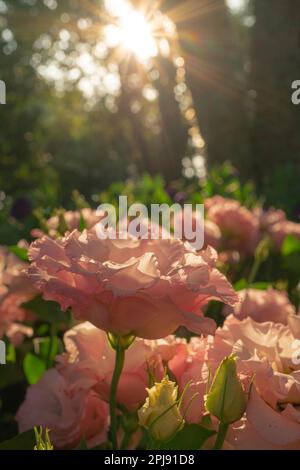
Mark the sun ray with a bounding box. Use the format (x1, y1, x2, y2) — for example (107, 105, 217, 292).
(166, 0, 225, 26)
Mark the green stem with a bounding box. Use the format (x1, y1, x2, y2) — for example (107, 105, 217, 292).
(248, 256, 261, 285)
(120, 430, 131, 450)
(46, 324, 56, 369)
(109, 338, 125, 450)
(213, 422, 229, 450)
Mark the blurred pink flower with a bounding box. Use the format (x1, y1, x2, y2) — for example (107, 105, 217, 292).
(5, 322, 33, 347)
(269, 220, 300, 250)
(31, 208, 103, 239)
(254, 207, 286, 231)
(27, 230, 237, 339)
(223, 288, 295, 324)
(0, 245, 36, 344)
(253, 207, 300, 251)
(172, 210, 221, 251)
(16, 368, 109, 449)
(205, 196, 260, 256)
(204, 220, 222, 250)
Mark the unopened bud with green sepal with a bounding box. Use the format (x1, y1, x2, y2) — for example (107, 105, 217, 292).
(204, 355, 247, 424)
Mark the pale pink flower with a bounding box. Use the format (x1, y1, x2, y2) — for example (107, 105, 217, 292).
(223, 288, 295, 324)
(16, 368, 109, 449)
(31, 208, 103, 238)
(253, 207, 300, 251)
(208, 315, 300, 449)
(5, 322, 33, 346)
(208, 314, 297, 372)
(205, 196, 260, 256)
(204, 220, 222, 250)
(254, 207, 286, 231)
(0, 245, 36, 343)
(172, 211, 221, 251)
(228, 371, 300, 449)
(27, 230, 237, 339)
(57, 322, 171, 410)
(269, 220, 300, 251)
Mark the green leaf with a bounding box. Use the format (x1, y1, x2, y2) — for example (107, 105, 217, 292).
(282, 235, 300, 256)
(249, 282, 270, 290)
(8, 245, 29, 262)
(23, 353, 46, 384)
(234, 279, 247, 291)
(6, 343, 16, 363)
(79, 214, 86, 232)
(164, 424, 216, 450)
(201, 413, 212, 427)
(38, 337, 60, 362)
(0, 430, 35, 450)
(22, 295, 70, 324)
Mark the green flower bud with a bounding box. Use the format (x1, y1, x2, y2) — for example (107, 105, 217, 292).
(205, 355, 247, 424)
(107, 332, 135, 351)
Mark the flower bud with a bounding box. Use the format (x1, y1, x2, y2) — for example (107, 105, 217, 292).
(138, 376, 184, 442)
(107, 332, 135, 351)
(34, 427, 53, 450)
(205, 355, 247, 424)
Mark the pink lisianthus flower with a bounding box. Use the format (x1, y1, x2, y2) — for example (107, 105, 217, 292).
(223, 288, 296, 324)
(253, 206, 300, 251)
(27, 229, 237, 339)
(254, 208, 300, 251)
(228, 370, 300, 450)
(208, 314, 299, 373)
(172, 210, 221, 251)
(16, 368, 109, 449)
(58, 322, 208, 421)
(254, 207, 286, 232)
(56, 322, 178, 410)
(0, 245, 36, 344)
(205, 314, 300, 449)
(205, 196, 260, 256)
(31, 208, 103, 239)
(204, 220, 222, 250)
(269, 220, 300, 251)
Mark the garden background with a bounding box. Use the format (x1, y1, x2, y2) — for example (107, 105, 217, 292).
(1, 0, 300, 450)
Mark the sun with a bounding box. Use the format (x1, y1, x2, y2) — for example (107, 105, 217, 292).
(104, 0, 159, 61)
(119, 10, 158, 60)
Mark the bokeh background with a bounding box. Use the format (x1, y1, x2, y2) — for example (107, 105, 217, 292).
(0, 0, 300, 243)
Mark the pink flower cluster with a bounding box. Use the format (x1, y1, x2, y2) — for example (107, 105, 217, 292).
(203, 197, 300, 257)
(17, 323, 183, 448)
(2, 200, 299, 450)
(17, 307, 300, 449)
(31, 208, 102, 239)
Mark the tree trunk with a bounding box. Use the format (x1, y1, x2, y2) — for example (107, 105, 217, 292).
(154, 56, 188, 181)
(250, 0, 300, 185)
(170, 0, 251, 177)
